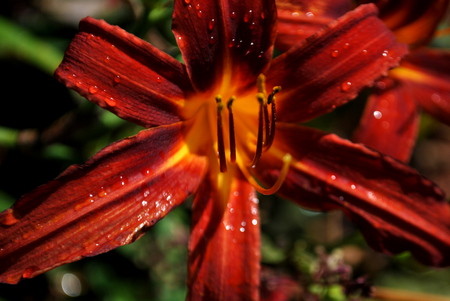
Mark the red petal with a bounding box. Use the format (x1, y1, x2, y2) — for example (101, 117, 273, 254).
(0, 123, 207, 284)
(255, 123, 450, 267)
(358, 0, 449, 48)
(267, 4, 408, 124)
(276, 0, 351, 51)
(187, 169, 260, 300)
(55, 17, 192, 128)
(391, 48, 450, 126)
(172, 0, 277, 92)
(352, 77, 420, 163)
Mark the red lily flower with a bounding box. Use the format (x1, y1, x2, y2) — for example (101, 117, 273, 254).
(276, 0, 450, 162)
(1, 1, 449, 299)
(354, 0, 450, 162)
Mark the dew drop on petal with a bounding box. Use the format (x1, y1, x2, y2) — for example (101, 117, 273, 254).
(350, 184, 356, 190)
(330, 174, 337, 180)
(382, 50, 388, 57)
(362, 49, 368, 55)
(208, 18, 215, 31)
(305, 12, 314, 18)
(156, 76, 162, 83)
(183, 0, 191, 3)
(209, 36, 215, 45)
(252, 219, 258, 225)
(89, 86, 98, 94)
(291, 12, 300, 17)
(22, 266, 39, 279)
(340, 81, 352, 92)
(230, 11, 236, 19)
(0, 209, 19, 226)
(431, 93, 441, 103)
(105, 97, 116, 107)
(331, 50, 339, 58)
(373, 110, 382, 119)
(114, 75, 121, 84)
(343, 43, 350, 49)
(244, 10, 253, 22)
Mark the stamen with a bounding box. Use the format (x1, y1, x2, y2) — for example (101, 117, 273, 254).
(251, 94, 265, 168)
(216, 95, 227, 172)
(242, 154, 292, 195)
(264, 86, 281, 150)
(227, 97, 236, 163)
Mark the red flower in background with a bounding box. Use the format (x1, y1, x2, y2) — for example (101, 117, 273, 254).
(276, 0, 450, 162)
(0, 0, 449, 299)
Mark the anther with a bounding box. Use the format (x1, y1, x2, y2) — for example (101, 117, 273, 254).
(251, 94, 265, 168)
(216, 95, 227, 172)
(264, 86, 281, 150)
(227, 97, 236, 163)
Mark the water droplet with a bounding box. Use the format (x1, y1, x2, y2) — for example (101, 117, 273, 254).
(75, 195, 95, 211)
(156, 76, 162, 83)
(305, 12, 315, 18)
(230, 11, 236, 19)
(244, 10, 253, 22)
(183, 0, 191, 3)
(105, 97, 116, 107)
(382, 50, 388, 57)
(431, 93, 441, 103)
(196, 10, 202, 18)
(23, 266, 39, 279)
(382, 121, 390, 129)
(350, 184, 356, 190)
(208, 18, 215, 31)
(195, 3, 200, 10)
(252, 219, 258, 225)
(228, 38, 236, 48)
(362, 49, 368, 55)
(343, 43, 350, 49)
(340, 81, 352, 92)
(89, 86, 98, 94)
(373, 110, 382, 119)
(0, 209, 19, 226)
(331, 49, 339, 58)
(376, 81, 386, 90)
(98, 187, 107, 198)
(260, 11, 266, 19)
(239, 227, 245, 232)
(291, 12, 300, 17)
(209, 36, 215, 45)
(330, 174, 337, 180)
(113, 75, 121, 84)
(241, 221, 247, 227)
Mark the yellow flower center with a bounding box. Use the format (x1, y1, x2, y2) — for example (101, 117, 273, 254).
(183, 74, 291, 195)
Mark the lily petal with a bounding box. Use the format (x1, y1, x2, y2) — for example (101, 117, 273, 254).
(172, 0, 277, 92)
(256, 123, 450, 267)
(390, 48, 450, 127)
(357, 0, 449, 48)
(267, 4, 408, 124)
(187, 168, 260, 300)
(0, 123, 207, 284)
(55, 17, 192, 128)
(353, 77, 420, 163)
(276, 0, 351, 51)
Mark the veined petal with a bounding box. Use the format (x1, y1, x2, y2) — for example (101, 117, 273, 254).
(55, 17, 193, 128)
(187, 168, 260, 300)
(357, 0, 450, 48)
(0, 123, 207, 284)
(172, 0, 277, 92)
(267, 4, 408, 124)
(390, 48, 450, 127)
(276, 0, 351, 51)
(353, 77, 420, 163)
(255, 123, 450, 267)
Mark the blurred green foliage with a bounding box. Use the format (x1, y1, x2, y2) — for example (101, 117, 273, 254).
(0, 0, 449, 300)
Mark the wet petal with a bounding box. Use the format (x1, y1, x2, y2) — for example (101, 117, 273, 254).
(357, 0, 449, 48)
(276, 0, 351, 51)
(0, 123, 207, 284)
(390, 48, 450, 126)
(353, 77, 420, 163)
(55, 17, 192, 128)
(172, 0, 277, 92)
(187, 168, 260, 300)
(267, 4, 408, 124)
(255, 123, 450, 267)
